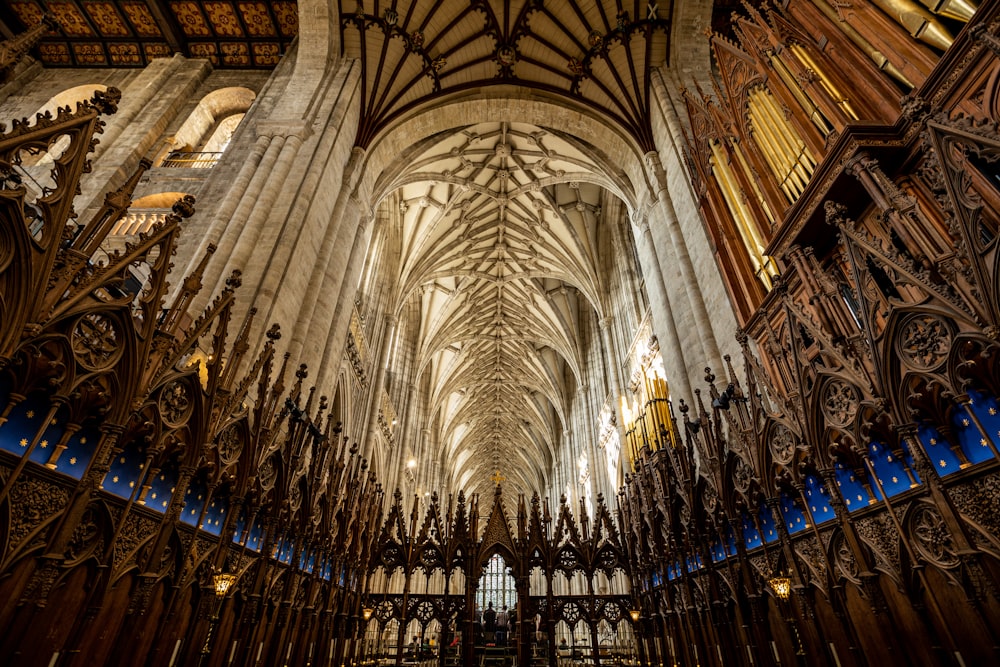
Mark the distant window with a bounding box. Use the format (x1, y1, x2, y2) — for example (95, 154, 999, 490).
(478, 553, 517, 611)
(201, 113, 245, 153)
(840, 283, 863, 329)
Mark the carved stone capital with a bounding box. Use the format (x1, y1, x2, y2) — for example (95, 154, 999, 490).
(256, 120, 311, 140)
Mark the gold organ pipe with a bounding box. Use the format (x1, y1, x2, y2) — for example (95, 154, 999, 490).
(710, 140, 776, 289)
(755, 90, 798, 167)
(791, 44, 859, 121)
(732, 140, 777, 226)
(761, 85, 816, 190)
(917, 0, 977, 21)
(760, 90, 811, 191)
(809, 0, 915, 88)
(769, 87, 818, 180)
(770, 54, 832, 135)
(751, 87, 817, 200)
(869, 0, 954, 51)
(749, 93, 796, 198)
(710, 142, 762, 263)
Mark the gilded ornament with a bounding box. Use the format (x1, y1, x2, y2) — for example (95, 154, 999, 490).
(898, 313, 951, 369)
(71, 312, 122, 370)
(159, 380, 192, 426)
(769, 424, 796, 465)
(497, 45, 516, 67)
(821, 380, 859, 427)
(217, 423, 243, 465)
(910, 505, 959, 568)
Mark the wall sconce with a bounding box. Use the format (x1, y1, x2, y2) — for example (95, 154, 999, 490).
(363, 607, 374, 621)
(629, 609, 640, 623)
(213, 573, 237, 598)
(768, 575, 791, 600)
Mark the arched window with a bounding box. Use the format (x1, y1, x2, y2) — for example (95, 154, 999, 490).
(15, 84, 107, 201)
(200, 112, 244, 152)
(478, 553, 517, 611)
(161, 86, 255, 168)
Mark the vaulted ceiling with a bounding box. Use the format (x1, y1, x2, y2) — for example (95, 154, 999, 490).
(341, 0, 672, 150)
(380, 121, 632, 498)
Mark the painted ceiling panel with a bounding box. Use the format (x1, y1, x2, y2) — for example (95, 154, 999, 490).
(120, 1, 159, 36)
(1, 0, 295, 66)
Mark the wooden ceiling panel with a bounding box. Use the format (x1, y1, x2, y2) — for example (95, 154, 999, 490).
(9, 0, 47, 27)
(82, 1, 129, 35)
(237, 1, 274, 37)
(120, 1, 160, 36)
(142, 41, 169, 57)
(108, 41, 141, 63)
(170, 1, 211, 37)
(218, 40, 247, 65)
(71, 41, 105, 61)
(1, 0, 296, 67)
(250, 40, 277, 65)
(270, 0, 294, 37)
(37, 40, 70, 62)
(47, 1, 95, 36)
(201, 1, 244, 37)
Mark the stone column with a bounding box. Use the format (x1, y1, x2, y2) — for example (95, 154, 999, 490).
(633, 217, 693, 401)
(208, 122, 308, 299)
(598, 318, 631, 470)
(362, 313, 397, 461)
(645, 152, 724, 375)
(312, 208, 375, 390)
(387, 383, 417, 490)
(182, 134, 271, 275)
(190, 128, 291, 313)
(577, 384, 607, 502)
(286, 146, 367, 366)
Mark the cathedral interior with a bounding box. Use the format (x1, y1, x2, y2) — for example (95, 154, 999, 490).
(0, 0, 998, 665)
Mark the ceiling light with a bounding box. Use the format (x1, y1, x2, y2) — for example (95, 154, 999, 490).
(407, 459, 417, 469)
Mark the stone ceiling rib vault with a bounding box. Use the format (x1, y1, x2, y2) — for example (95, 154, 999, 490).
(341, 0, 671, 149)
(380, 121, 634, 499)
(343, 1, 678, 499)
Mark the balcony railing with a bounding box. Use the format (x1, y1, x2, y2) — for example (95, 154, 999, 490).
(160, 151, 223, 169)
(111, 208, 169, 236)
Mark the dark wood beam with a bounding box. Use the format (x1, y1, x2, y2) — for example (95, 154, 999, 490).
(144, 0, 185, 54)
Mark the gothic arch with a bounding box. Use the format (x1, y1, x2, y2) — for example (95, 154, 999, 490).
(168, 86, 256, 156)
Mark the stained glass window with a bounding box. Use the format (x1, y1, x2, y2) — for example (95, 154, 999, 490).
(478, 553, 516, 611)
